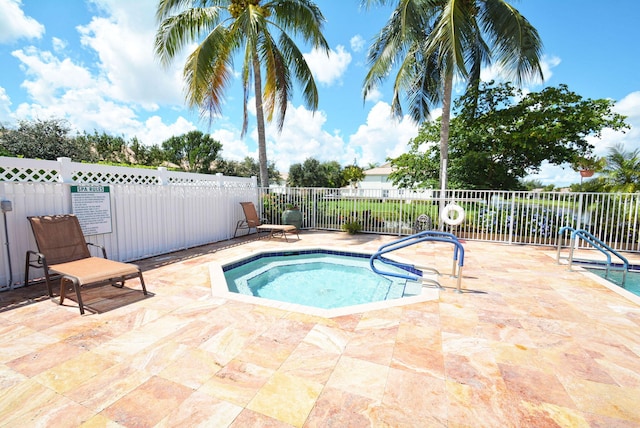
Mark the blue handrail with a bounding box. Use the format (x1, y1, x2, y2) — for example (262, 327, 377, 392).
(558, 226, 628, 287)
(369, 231, 465, 292)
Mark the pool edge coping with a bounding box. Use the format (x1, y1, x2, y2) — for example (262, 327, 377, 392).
(209, 246, 440, 318)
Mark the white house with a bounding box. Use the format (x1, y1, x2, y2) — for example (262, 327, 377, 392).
(345, 162, 433, 200)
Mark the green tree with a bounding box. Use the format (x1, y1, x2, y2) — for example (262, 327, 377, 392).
(288, 157, 343, 187)
(362, 0, 543, 192)
(342, 164, 365, 187)
(214, 156, 281, 185)
(161, 130, 223, 173)
(0, 118, 93, 161)
(76, 131, 129, 163)
(602, 143, 640, 192)
(155, 0, 329, 188)
(129, 138, 165, 166)
(389, 82, 629, 190)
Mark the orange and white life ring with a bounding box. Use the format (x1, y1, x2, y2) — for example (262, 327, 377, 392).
(440, 203, 465, 226)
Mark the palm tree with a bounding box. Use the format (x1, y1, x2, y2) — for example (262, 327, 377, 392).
(361, 0, 544, 193)
(155, 0, 329, 186)
(603, 143, 640, 192)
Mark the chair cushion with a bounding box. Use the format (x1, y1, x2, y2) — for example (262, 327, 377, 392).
(50, 257, 140, 285)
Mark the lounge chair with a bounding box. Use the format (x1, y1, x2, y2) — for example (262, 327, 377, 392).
(234, 202, 299, 242)
(24, 214, 147, 314)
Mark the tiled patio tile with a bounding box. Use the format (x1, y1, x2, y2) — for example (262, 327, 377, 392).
(391, 322, 445, 377)
(33, 350, 115, 394)
(102, 375, 193, 427)
(199, 359, 274, 406)
(304, 386, 377, 427)
(326, 356, 389, 402)
(156, 390, 243, 427)
(247, 370, 323, 427)
(158, 348, 223, 389)
(67, 363, 153, 412)
(6, 341, 85, 377)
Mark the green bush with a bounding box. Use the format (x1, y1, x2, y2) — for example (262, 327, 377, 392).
(342, 221, 362, 234)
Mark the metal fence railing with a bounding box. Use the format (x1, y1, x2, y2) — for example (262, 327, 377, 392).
(259, 187, 640, 253)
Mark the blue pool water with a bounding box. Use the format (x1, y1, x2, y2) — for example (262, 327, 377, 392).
(585, 267, 640, 297)
(223, 251, 420, 309)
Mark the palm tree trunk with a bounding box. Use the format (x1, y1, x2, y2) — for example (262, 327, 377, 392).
(438, 71, 454, 228)
(439, 71, 453, 192)
(252, 54, 269, 188)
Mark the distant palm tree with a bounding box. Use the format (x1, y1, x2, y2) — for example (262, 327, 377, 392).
(603, 143, 640, 192)
(361, 0, 544, 192)
(155, 0, 329, 186)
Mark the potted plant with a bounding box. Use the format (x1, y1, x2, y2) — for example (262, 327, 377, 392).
(571, 154, 605, 177)
(282, 203, 302, 230)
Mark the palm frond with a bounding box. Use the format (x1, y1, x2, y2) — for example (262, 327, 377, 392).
(182, 25, 232, 110)
(481, 0, 544, 84)
(154, 7, 221, 67)
(277, 31, 318, 110)
(267, 0, 329, 51)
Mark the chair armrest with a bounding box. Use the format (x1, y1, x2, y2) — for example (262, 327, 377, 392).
(25, 249, 46, 267)
(86, 242, 108, 258)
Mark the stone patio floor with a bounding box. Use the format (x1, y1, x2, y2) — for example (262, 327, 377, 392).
(1, 231, 639, 427)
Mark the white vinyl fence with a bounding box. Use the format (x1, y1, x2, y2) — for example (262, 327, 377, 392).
(0, 157, 259, 290)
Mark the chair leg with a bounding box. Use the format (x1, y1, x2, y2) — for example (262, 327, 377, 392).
(71, 278, 85, 315)
(59, 277, 67, 305)
(60, 276, 85, 315)
(138, 271, 148, 295)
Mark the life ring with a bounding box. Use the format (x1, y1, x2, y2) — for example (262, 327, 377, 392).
(440, 203, 465, 226)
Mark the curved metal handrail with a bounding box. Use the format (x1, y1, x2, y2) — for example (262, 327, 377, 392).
(557, 226, 629, 287)
(369, 231, 465, 292)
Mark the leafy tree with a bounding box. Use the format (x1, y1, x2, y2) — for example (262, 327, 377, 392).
(129, 138, 165, 166)
(0, 118, 94, 161)
(214, 156, 281, 185)
(342, 164, 365, 187)
(389, 82, 629, 190)
(602, 143, 640, 192)
(161, 130, 223, 173)
(322, 161, 344, 188)
(288, 158, 343, 187)
(76, 131, 129, 163)
(362, 0, 543, 191)
(155, 0, 330, 188)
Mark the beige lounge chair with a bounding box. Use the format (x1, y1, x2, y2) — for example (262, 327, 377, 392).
(234, 202, 299, 241)
(24, 214, 147, 314)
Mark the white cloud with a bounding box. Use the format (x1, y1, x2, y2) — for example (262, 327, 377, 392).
(305, 45, 351, 86)
(0, 0, 44, 44)
(51, 37, 67, 52)
(138, 115, 196, 146)
(11, 47, 95, 104)
(5, 0, 196, 148)
(0, 87, 12, 122)
(211, 127, 253, 162)
(258, 103, 350, 172)
(77, 0, 185, 108)
(348, 101, 419, 167)
(364, 86, 383, 103)
(350, 34, 365, 53)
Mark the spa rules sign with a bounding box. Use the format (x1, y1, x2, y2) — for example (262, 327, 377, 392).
(71, 185, 113, 235)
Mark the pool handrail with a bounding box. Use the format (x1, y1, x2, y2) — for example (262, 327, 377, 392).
(557, 226, 629, 287)
(369, 231, 465, 293)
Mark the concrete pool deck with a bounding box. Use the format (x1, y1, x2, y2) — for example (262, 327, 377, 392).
(1, 231, 639, 426)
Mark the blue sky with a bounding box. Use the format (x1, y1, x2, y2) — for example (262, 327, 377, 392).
(1, 0, 639, 186)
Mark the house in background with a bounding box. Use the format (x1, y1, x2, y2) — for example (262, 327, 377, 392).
(346, 162, 433, 200)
